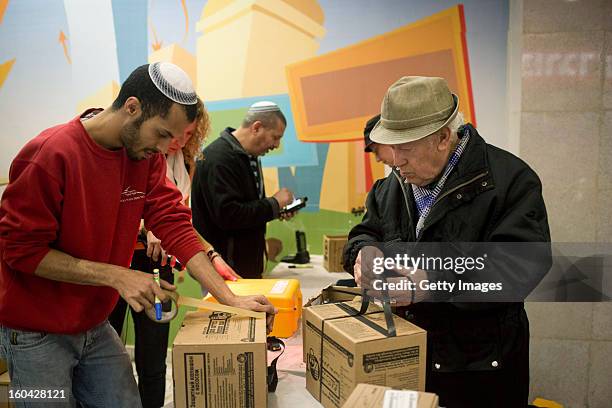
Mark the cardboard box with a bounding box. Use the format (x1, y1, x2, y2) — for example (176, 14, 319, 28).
(323, 235, 348, 272)
(305, 285, 361, 307)
(342, 383, 439, 408)
(302, 285, 361, 365)
(172, 311, 267, 408)
(205, 279, 302, 338)
(304, 299, 427, 408)
(0, 371, 15, 408)
(0, 359, 6, 375)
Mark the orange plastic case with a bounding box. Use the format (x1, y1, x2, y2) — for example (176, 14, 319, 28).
(204, 279, 303, 338)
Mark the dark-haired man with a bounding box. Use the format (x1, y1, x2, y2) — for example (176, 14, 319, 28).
(192, 101, 295, 279)
(363, 113, 394, 167)
(0, 63, 275, 407)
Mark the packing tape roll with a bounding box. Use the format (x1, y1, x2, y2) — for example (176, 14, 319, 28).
(145, 289, 265, 323)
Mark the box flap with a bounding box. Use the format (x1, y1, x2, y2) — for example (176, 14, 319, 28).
(305, 286, 362, 307)
(324, 235, 349, 240)
(303, 299, 382, 331)
(173, 311, 266, 346)
(328, 312, 426, 344)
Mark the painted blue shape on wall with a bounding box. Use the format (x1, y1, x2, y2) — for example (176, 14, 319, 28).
(205, 94, 319, 168)
(112, 0, 148, 83)
(277, 167, 298, 194)
(277, 143, 329, 212)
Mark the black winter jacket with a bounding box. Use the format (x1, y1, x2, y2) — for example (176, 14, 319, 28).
(343, 125, 551, 376)
(191, 129, 279, 278)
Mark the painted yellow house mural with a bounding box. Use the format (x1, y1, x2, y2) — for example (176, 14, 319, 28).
(195, 0, 326, 101)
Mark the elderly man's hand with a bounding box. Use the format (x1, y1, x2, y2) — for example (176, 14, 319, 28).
(363, 269, 429, 306)
(353, 245, 385, 286)
(353, 250, 363, 286)
(357, 245, 430, 306)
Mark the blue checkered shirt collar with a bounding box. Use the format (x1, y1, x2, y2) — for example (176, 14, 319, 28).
(411, 129, 470, 238)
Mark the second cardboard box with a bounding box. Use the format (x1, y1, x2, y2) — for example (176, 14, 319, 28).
(303, 299, 427, 408)
(173, 311, 267, 408)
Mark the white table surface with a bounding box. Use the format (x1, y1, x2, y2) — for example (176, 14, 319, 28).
(265, 255, 353, 407)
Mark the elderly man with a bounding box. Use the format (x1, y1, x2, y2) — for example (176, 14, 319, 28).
(343, 77, 551, 407)
(192, 102, 295, 279)
(0, 63, 275, 408)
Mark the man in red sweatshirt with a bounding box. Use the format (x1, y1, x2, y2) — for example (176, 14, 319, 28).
(0, 63, 275, 407)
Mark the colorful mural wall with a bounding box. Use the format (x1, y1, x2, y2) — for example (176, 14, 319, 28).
(0, 0, 510, 243)
(0, 0, 510, 342)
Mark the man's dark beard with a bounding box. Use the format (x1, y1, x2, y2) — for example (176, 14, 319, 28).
(120, 116, 145, 160)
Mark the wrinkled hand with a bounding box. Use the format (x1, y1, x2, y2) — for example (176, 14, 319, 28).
(357, 244, 429, 306)
(364, 277, 410, 307)
(228, 295, 277, 334)
(211, 255, 242, 281)
(272, 188, 294, 208)
(354, 250, 362, 286)
(113, 268, 176, 312)
(353, 245, 384, 287)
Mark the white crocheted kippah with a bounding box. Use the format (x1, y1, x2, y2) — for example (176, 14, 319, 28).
(248, 101, 280, 113)
(148, 62, 197, 105)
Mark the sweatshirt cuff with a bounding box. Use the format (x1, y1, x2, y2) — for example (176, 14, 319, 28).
(12, 247, 52, 275)
(174, 240, 206, 267)
(268, 197, 281, 219)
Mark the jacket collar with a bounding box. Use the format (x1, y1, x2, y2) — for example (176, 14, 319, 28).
(415, 124, 493, 238)
(441, 123, 489, 190)
(220, 127, 250, 157)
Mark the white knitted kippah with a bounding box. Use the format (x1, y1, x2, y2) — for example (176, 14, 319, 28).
(248, 101, 280, 113)
(148, 62, 197, 105)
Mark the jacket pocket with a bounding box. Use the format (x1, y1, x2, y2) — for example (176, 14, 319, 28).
(429, 311, 503, 373)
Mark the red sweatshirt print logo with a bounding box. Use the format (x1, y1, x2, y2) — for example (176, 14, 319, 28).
(120, 186, 145, 203)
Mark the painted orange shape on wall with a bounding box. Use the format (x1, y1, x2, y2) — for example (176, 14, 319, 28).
(286, 5, 476, 143)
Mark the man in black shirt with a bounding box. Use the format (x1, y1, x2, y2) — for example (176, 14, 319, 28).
(192, 102, 295, 278)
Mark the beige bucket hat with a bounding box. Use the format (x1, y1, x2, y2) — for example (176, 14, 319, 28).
(369, 76, 459, 145)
